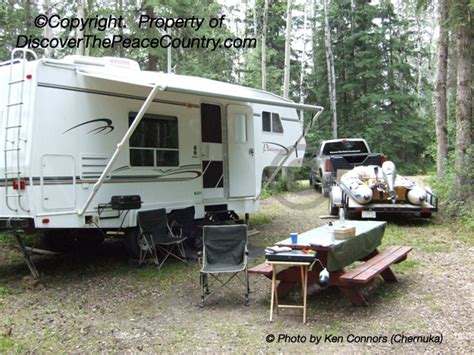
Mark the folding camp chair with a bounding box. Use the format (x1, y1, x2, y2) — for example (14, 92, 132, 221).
(137, 209, 187, 269)
(199, 224, 249, 307)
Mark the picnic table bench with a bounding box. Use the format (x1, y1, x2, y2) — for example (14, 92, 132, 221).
(249, 221, 413, 306)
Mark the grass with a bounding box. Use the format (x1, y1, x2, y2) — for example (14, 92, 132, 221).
(391, 259, 418, 272)
(380, 220, 472, 253)
(135, 261, 196, 288)
(249, 213, 275, 226)
(0, 336, 23, 352)
(0, 287, 11, 296)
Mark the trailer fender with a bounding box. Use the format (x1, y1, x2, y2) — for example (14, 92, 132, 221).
(330, 186, 343, 207)
(328, 186, 342, 216)
(321, 172, 332, 197)
(322, 171, 332, 184)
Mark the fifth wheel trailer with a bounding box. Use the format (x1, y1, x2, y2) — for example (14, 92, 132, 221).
(0, 49, 323, 254)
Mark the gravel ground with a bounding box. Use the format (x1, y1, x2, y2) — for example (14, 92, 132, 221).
(0, 188, 472, 353)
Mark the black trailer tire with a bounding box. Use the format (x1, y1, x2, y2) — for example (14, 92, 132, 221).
(328, 194, 339, 216)
(322, 184, 330, 198)
(75, 230, 104, 249)
(42, 229, 104, 251)
(42, 229, 76, 251)
(124, 227, 147, 258)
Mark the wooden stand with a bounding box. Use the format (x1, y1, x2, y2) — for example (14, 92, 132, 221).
(267, 261, 310, 323)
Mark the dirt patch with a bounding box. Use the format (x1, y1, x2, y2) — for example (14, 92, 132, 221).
(0, 189, 472, 352)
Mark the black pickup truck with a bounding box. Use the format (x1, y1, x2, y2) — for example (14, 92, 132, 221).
(309, 138, 384, 197)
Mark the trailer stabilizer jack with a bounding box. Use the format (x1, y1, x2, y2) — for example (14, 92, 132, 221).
(14, 230, 40, 280)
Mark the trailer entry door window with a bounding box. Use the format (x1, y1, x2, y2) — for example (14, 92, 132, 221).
(201, 103, 222, 143)
(129, 112, 179, 167)
(234, 113, 247, 143)
(262, 111, 283, 133)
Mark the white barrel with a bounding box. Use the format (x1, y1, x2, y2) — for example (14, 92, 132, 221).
(407, 186, 427, 205)
(352, 184, 373, 204)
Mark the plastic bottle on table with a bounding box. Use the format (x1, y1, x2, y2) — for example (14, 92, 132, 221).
(339, 208, 345, 226)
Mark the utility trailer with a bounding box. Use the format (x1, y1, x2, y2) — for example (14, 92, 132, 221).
(0, 49, 323, 270)
(328, 162, 438, 219)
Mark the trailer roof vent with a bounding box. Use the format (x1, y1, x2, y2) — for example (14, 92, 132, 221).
(103, 57, 140, 71)
(63, 55, 140, 71)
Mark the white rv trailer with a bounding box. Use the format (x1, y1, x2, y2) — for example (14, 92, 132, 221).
(0, 49, 323, 249)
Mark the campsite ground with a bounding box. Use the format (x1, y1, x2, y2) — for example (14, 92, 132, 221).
(0, 185, 472, 353)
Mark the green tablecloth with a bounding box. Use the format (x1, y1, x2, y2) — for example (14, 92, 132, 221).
(277, 220, 386, 272)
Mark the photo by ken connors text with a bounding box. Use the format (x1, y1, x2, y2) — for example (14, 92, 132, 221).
(265, 333, 443, 345)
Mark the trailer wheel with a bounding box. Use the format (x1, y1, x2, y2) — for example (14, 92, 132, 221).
(42, 230, 76, 252)
(322, 183, 330, 198)
(328, 194, 339, 216)
(124, 227, 148, 258)
(42, 229, 104, 251)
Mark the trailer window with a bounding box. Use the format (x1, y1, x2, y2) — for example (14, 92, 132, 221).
(262, 111, 283, 133)
(129, 113, 179, 167)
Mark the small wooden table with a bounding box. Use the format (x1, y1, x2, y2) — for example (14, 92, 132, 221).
(267, 260, 311, 323)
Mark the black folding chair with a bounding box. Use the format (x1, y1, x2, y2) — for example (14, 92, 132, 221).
(199, 224, 249, 307)
(137, 209, 187, 269)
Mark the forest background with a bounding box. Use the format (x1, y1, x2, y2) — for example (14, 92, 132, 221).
(0, 0, 472, 222)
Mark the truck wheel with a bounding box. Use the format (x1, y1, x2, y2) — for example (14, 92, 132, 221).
(328, 194, 339, 216)
(309, 175, 317, 190)
(124, 227, 149, 258)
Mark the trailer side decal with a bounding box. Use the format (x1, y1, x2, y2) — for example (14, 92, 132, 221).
(63, 118, 114, 135)
(262, 142, 290, 155)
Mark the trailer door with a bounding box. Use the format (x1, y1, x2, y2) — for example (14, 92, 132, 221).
(200, 103, 225, 199)
(227, 105, 255, 197)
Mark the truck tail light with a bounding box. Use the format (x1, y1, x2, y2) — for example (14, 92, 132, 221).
(325, 160, 331, 172)
(12, 179, 26, 190)
(380, 154, 385, 164)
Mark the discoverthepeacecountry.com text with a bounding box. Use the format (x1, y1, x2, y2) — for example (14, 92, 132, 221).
(16, 14, 257, 51)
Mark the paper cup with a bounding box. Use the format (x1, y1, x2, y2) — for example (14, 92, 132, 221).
(290, 233, 298, 244)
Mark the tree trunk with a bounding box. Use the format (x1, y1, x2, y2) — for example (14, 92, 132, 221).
(76, 0, 85, 56)
(146, 5, 158, 71)
(261, 0, 269, 90)
(253, 0, 258, 37)
(299, 0, 308, 107)
(43, 0, 53, 58)
(116, 0, 124, 57)
(323, 0, 337, 138)
(454, 0, 472, 200)
(283, 0, 293, 99)
(434, 0, 449, 179)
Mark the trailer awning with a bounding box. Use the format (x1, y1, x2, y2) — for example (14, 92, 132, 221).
(76, 69, 324, 113)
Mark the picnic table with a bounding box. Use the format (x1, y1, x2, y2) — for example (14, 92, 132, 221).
(250, 220, 412, 306)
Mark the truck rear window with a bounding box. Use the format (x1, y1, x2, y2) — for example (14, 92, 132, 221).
(323, 141, 368, 155)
